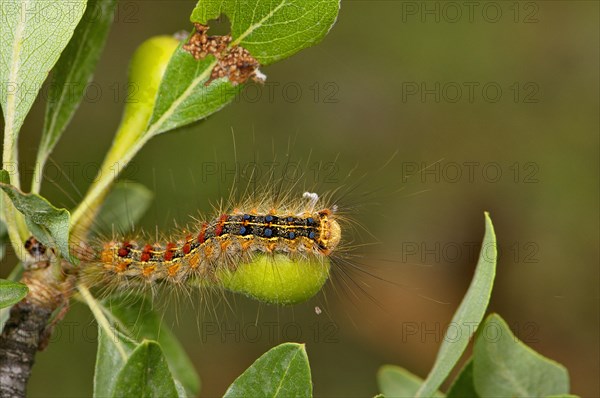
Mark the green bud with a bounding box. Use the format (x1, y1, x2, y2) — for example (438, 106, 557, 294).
(119, 35, 180, 143)
(71, 36, 179, 234)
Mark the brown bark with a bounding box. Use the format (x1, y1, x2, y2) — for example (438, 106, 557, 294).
(0, 252, 72, 398)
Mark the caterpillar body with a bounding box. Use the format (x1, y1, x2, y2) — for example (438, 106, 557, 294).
(83, 192, 342, 304)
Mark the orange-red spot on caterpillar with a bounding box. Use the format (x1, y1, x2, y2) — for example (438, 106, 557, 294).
(167, 263, 180, 277)
(118, 241, 132, 257)
(164, 242, 177, 261)
(115, 262, 129, 273)
(198, 223, 208, 243)
(142, 265, 156, 277)
(140, 244, 153, 262)
(241, 239, 253, 251)
(220, 239, 231, 252)
(215, 214, 228, 236)
(182, 236, 192, 254)
(101, 248, 114, 263)
(188, 252, 200, 268)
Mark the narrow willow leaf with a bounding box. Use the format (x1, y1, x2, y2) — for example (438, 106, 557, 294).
(0, 220, 6, 261)
(0, 279, 28, 309)
(446, 360, 478, 398)
(146, 0, 340, 136)
(0, 170, 9, 185)
(37, 0, 117, 183)
(145, 42, 240, 136)
(111, 340, 179, 398)
(95, 182, 153, 234)
(0, 169, 29, 258)
(0, 266, 24, 331)
(415, 212, 497, 398)
(94, 326, 137, 398)
(224, 342, 312, 398)
(0, 183, 72, 262)
(174, 381, 187, 398)
(105, 296, 200, 396)
(81, 284, 137, 398)
(0, 1, 86, 137)
(191, 0, 341, 65)
(377, 365, 444, 398)
(473, 314, 570, 397)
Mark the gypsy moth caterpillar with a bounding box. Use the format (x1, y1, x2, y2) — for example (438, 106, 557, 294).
(26, 146, 436, 319)
(81, 190, 343, 305)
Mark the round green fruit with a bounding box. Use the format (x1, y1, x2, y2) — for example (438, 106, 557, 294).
(218, 254, 331, 305)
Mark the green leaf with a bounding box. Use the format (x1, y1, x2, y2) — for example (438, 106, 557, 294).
(80, 284, 137, 398)
(36, 0, 117, 183)
(0, 170, 9, 185)
(473, 314, 570, 397)
(174, 381, 188, 398)
(94, 326, 137, 398)
(105, 296, 200, 396)
(0, 169, 29, 259)
(191, 0, 341, 65)
(224, 342, 312, 398)
(145, 42, 240, 136)
(0, 219, 7, 261)
(112, 340, 179, 398)
(0, 266, 24, 331)
(0, 182, 72, 262)
(446, 360, 478, 398)
(0, 0, 87, 136)
(146, 0, 340, 136)
(95, 182, 154, 234)
(0, 182, 70, 258)
(377, 365, 444, 398)
(415, 212, 497, 398)
(0, 279, 28, 309)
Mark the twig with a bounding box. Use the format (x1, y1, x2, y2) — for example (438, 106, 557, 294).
(0, 241, 73, 398)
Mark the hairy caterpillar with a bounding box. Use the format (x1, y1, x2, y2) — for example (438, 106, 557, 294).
(26, 149, 411, 308)
(81, 191, 344, 305)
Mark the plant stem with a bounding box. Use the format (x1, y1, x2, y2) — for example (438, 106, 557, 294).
(30, 158, 44, 195)
(70, 133, 149, 238)
(2, 111, 31, 260)
(77, 284, 128, 360)
(0, 262, 70, 398)
(2, 124, 20, 190)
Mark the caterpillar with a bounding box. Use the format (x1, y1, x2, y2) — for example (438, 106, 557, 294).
(81, 192, 343, 305)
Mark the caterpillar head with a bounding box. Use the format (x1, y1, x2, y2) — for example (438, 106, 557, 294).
(317, 209, 342, 254)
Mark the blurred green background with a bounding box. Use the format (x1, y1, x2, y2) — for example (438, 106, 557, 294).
(1, 1, 598, 397)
